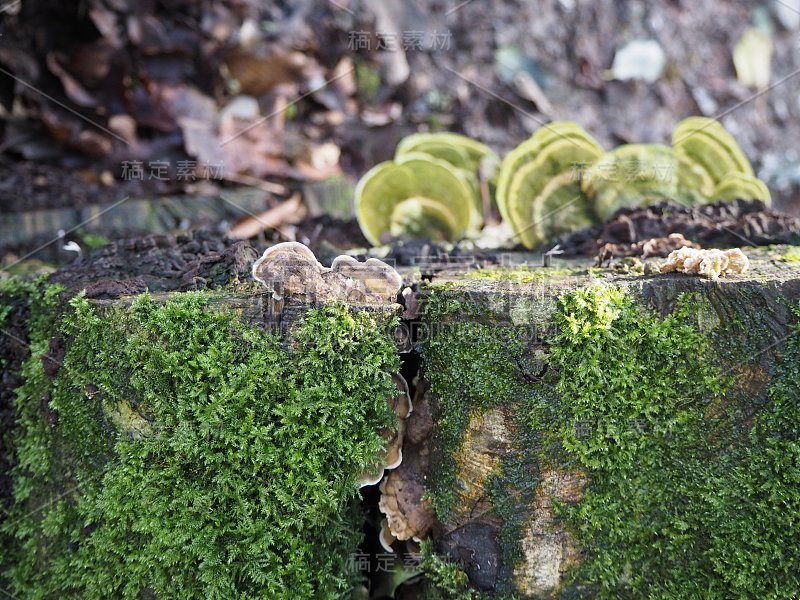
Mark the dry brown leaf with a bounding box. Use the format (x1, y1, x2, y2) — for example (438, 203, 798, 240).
(228, 193, 306, 240)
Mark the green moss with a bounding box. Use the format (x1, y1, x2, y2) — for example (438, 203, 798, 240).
(421, 293, 537, 521)
(461, 267, 580, 284)
(777, 245, 800, 264)
(1, 290, 399, 598)
(420, 539, 474, 599)
(420, 289, 551, 595)
(547, 283, 800, 597)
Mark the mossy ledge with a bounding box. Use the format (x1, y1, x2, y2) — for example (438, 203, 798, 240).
(419, 248, 800, 598)
(4, 245, 800, 598)
(0, 283, 399, 598)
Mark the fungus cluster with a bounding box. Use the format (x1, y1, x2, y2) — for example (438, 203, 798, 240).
(496, 121, 604, 249)
(660, 247, 750, 280)
(252, 241, 402, 304)
(252, 243, 427, 553)
(356, 118, 770, 250)
(355, 133, 498, 244)
(357, 373, 413, 488)
(376, 377, 436, 553)
(672, 117, 769, 204)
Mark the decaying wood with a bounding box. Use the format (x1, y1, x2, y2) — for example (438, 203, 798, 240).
(5, 239, 800, 598)
(415, 247, 800, 597)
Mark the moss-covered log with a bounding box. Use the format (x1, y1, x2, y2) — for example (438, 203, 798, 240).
(3, 242, 800, 598)
(417, 248, 800, 598)
(0, 277, 402, 598)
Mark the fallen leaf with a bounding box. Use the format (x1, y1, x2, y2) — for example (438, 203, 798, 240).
(733, 28, 772, 89)
(228, 193, 306, 240)
(611, 39, 666, 83)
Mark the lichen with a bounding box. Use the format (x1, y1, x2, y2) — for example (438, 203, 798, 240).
(777, 245, 800, 264)
(0, 288, 400, 598)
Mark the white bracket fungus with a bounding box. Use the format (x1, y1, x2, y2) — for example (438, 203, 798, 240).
(252, 241, 402, 304)
(660, 247, 749, 280)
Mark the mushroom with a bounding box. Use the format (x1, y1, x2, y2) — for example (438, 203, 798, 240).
(712, 172, 771, 204)
(394, 132, 499, 232)
(496, 121, 603, 249)
(378, 465, 435, 545)
(330, 255, 403, 303)
(377, 377, 436, 548)
(673, 117, 770, 205)
(379, 518, 397, 553)
(251, 241, 321, 301)
(252, 242, 402, 305)
(358, 373, 412, 489)
(583, 143, 678, 221)
(660, 247, 749, 280)
(354, 154, 477, 246)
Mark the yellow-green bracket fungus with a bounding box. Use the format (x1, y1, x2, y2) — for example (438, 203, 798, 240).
(355, 154, 478, 245)
(673, 116, 771, 204)
(496, 121, 604, 249)
(356, 132, 498, 245)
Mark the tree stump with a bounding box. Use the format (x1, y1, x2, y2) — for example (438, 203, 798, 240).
(2, 239, 800, 598)
(414, 247, 800, 597)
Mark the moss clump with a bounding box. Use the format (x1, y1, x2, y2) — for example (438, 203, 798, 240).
(421, 294, 537, 521)
(1, 290, 399, 598)
(420, 539, 496, 600)
(420, 291, 548, 594)
(777, 245, 800, 264)
(461, 267, 580, 284)
(548, 283, 800, 597)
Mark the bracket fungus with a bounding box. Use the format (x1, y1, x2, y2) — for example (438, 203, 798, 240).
(496, 121, 604, 249)
(251, 241, 402, 304)
(673, 116, 770, 205)
(355, 153, 478, 245)
(395, 132, 497, 171)
(583, 144, 678, 221)
(712, 172, 771, 203)
(395, 133, 500, 232)
(660, 246, 750, 280)
(375, 377, 435, 552)
(358, 373, 413, 488)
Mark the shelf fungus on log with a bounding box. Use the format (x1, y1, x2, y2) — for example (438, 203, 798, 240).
(496, 121, 604, 249)
(377, 377, 436, 552)
(394, 132, 500, 231)
(712, 172, 771, 203)
(358, 373, 413, 489)
(355, 153, 478, 245)
(660, 247, 750, 280)
(251, 241, 402, 304)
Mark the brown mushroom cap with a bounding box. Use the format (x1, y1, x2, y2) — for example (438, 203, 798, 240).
(358, 467, 385, 489)
(330, 255, 403, 303)
(252, 242, 323, 300)
(379, 518, 397, 553)
(357, 373, 412, 488)
(378, 465, 435, 542)
(253, 242, 404, 305)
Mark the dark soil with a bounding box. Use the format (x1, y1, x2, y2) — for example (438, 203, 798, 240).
(557, 199, 800, 257)
(48, 231, 257, 297)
